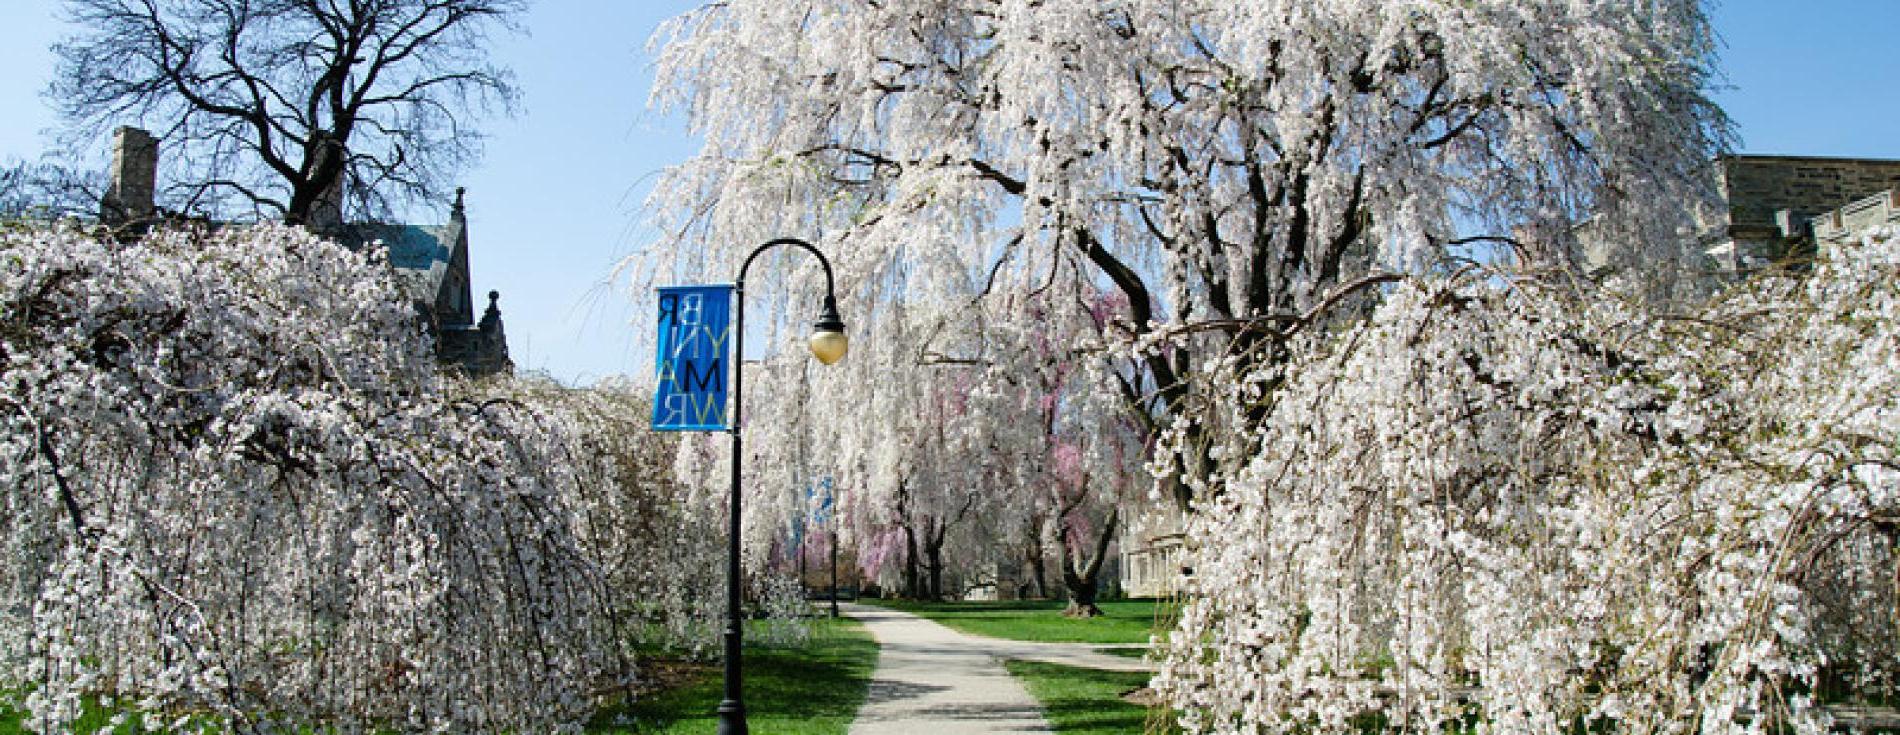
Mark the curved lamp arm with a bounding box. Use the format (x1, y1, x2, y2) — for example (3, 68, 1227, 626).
(738, 237, 837, 297)
(735, 238, 847, 363)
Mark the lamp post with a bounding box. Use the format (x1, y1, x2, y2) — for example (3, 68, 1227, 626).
(718, 238, 848, 735)
(829, 528, 841, 619)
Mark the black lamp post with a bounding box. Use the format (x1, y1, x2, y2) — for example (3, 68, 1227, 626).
(829, 528, 841, 619)
(718, 238, 847, 735)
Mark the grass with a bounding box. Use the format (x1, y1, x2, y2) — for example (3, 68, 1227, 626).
(591, 616, 878, 734)
(0, 695, 165, 734)
(859, 598, 1172, 645)
(1005, 660, 1177, 735)
(0, 618, 878, 735)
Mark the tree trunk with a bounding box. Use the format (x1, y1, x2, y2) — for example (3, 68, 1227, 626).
(924, 521, 947, 601)
(1058, 541, 1103, 618)
(1061, 569, 1101, 618)
(902, 523, 921, 599)
(926, 543, 945, 601)
(1058, 509, 1119, 618)
(1026, 517, 1049, 599)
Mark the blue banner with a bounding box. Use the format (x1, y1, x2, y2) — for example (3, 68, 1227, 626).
(652, 284, 735, 431)
(791, 478, 835, 548)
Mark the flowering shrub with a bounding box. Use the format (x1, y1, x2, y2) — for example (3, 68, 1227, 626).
(1155, 229, 1900, 733)
(0, 224, 725, 732)
(496, 376, 735, 659)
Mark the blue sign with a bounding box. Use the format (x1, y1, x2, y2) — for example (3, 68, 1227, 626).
(791, 478, 835, 548)
(652, 284, 735, 431)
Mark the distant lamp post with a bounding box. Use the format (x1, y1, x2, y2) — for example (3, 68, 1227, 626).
(829, 529, 841, 619)
(718, 238, 847, 735)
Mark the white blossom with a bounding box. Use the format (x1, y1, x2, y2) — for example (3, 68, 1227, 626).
(0, 223, 748, 732)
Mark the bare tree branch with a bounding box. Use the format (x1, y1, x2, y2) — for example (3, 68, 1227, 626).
(52, 0, 524, 223)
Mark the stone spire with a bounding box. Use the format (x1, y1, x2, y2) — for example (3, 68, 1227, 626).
(475, 290, 512, 375)
(479, 290, 503, 333)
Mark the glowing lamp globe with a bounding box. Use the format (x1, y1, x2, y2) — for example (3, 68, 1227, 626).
(809, 296, 847, 364)
(809, 329, 848, 364)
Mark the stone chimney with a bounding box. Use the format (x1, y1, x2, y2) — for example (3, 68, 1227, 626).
(101, 126, 158, 228)
(307, 136, 345, 233)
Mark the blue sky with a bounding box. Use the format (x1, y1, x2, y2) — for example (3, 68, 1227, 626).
(3, 2, 1898, 384)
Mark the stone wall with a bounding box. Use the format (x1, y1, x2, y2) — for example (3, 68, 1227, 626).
(437, 290, 512, 377)
(1813, 189, 1900, 246)
(1718, 155, 1900, 240)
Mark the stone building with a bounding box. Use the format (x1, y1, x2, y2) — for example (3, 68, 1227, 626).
(100, 126, 511, 376)
(1583, 154, 1900, 275)
(1697, 155, 1900, 270)
(339, 192, 512, 376)
(1119, 498, 1186, 598)
(1813, 188, 1900, 248)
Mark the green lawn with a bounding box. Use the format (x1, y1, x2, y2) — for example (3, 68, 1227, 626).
(0, 701, 20, 735)
(0, 696, 162, 734)
(1005, 660, 1178, 735)
(860, 598, 1172, 645)
(592, 616, 878, 734)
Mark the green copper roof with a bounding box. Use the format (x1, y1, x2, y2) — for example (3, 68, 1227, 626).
(346, 223, 452, 271)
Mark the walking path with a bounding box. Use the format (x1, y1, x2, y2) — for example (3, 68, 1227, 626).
(840, 602, 1152, 734)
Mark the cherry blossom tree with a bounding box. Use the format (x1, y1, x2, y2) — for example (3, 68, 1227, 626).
(642, 0, 1729, 510)
(1152, 225, 1900, 732)
(0, 223, 732, 732)
(978, 288, 1147, 616)
(704, 301, 1006, 601)
(638, 4, 1900, 730)
(705, 267, 1145, 610)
